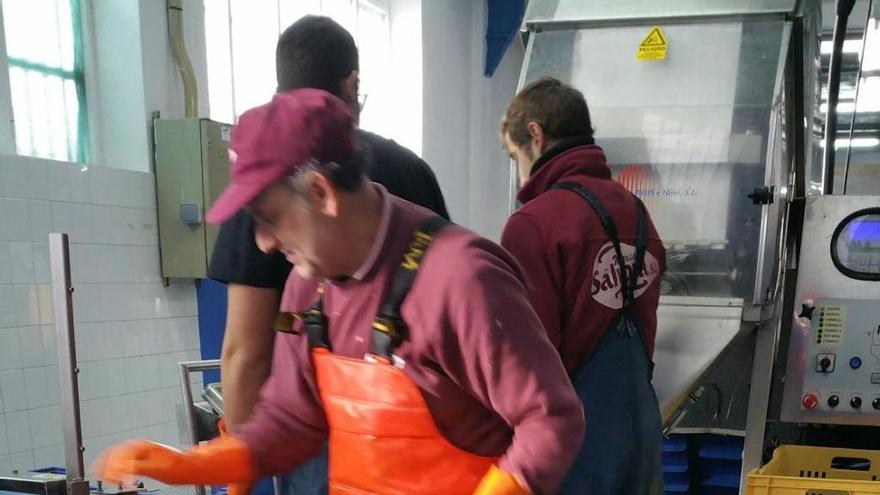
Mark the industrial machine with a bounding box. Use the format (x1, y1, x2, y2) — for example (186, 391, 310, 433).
(516, 0, 801, 431)
(518, 0, 880, 492)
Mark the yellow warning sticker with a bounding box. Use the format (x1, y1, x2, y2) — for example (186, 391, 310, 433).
(637, 26, 668, 61)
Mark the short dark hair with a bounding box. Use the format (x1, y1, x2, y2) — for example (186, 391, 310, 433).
(276, 16, 359, 95)
(500, 77, 594, 146)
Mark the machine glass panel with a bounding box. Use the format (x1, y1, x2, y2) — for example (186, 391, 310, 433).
(832, 210, 880, 280)
(523, 19, 788, 302)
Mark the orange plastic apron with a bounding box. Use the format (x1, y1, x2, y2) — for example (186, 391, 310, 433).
(312, 348, 497, 494)
(295, 217, 497, 494)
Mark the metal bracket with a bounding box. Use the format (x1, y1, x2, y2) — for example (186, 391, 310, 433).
(748, 185, 776, 205)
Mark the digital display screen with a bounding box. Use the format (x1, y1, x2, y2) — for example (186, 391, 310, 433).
(848, 219, 880, 242)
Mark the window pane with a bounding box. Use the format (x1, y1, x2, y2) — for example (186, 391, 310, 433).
(9, 66, 78, 161)
(2, 0, 74, 71)
(229, 0, 281, 117)
(357, 5, 391, 136)
(279, 0, 321, 29)
(204, 0, 235, 124)
(322, 0, 356, 35)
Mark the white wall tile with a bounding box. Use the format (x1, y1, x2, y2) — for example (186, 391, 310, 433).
(0, 159, 49, 200)
(159, 353, 181, 388)
(91, 398, 112, 437)
(136, 319, 158, 355)
(105, 359, 127, 397)
(45, 365, 59, 406)
(75, 361, 99, 401)
(9, 242, 35, 284)
(33, 245, 50, 284)
(143, 389, 164, 426)
(72, 284, 102, 323)
(131, 173, 157, 210)
(141, 355, 161, 391)
(99, 283, 133, 321)
(0, 327, 23, 371)
(18, 326, 46, 368)
(36, 284, 53, 325)
(0, 242, 11, 283)
(51, 203, 95, 244)
(8, 450, 34, 471)
(27, 201, 52, 243)
(79, 399, 98, 439)
(0, 370, 27, 412)
(0, 415, 7, 454)
(125, 357, 146, 393)
(22, 286, 40, 326)
(23, 367, 49, 409)
(73, 323, 97, 362)
(33, 443, 64, 469)
(89, 205, 118, 245)
(121, 322, 141, 357)
(165, 386, 183, 413)
(49, 163, 91, 203)
(41, 325, 56, 365)
(131, 208, 159, 246)
(5, 410, 33, 452)
(28, 406, 62, 448)
(0, 286, 20, 327)
(0, 198, 31, 241)
(0, 455, 9, 472)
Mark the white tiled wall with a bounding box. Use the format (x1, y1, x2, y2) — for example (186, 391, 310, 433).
(0, 154, 202, 475)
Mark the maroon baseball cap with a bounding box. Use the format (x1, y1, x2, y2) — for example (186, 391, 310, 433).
(206, 88, 355, 225)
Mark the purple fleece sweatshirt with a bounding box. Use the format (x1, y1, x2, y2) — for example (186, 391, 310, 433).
(235, 186, 584, 494)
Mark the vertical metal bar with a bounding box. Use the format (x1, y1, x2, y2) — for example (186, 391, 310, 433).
(740, 318, 783, 488)
(822, 0, 857, 194)
(179, 362, 206, 495)
(49, 233, 89, 495)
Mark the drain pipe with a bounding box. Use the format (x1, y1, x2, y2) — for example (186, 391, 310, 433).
(168, 0, 198, 118)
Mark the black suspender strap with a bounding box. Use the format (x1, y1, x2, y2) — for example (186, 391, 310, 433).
(279, 218, 449, 358)
(279, 283, 330, 350)
(372, 216, 450, 359)
(551, 181, 647, 307)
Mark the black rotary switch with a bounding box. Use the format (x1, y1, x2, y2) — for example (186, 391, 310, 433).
(851, 396, 863, 409)
(828, 395, 840, 408)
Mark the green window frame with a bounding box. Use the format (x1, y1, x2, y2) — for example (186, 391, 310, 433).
(2, 0, 89, 163)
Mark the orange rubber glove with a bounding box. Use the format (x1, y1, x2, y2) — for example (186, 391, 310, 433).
(472, 465, 529, 495)
(91, 435, 255, 487)
(217, 418, 254, 495)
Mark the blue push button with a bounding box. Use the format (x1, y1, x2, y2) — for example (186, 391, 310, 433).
(850, 357, 863, 369)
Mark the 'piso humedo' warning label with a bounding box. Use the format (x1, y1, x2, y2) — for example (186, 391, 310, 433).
(637, 26, 668, 61)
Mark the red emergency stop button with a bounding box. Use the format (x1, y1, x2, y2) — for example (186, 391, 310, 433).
(803, 393, 819, 410)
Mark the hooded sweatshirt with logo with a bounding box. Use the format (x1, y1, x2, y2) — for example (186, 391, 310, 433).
(501, 138, 666, 373)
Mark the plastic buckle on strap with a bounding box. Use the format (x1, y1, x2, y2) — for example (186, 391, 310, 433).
(274, 313, 297, 334)
(372, 316, 404, 340)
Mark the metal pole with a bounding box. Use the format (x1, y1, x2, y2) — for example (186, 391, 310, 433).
(822, 0, 857, 194)
(49, 233, 90, 495)
(178, 360, 220, 495)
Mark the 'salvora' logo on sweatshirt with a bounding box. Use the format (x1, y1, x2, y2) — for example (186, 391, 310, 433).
(592, 242, 660, 309)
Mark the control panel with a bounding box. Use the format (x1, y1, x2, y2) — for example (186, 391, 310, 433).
(799, 298, 880, 416)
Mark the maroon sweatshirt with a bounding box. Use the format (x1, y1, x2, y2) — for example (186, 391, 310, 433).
(235, 186, 585, 494)
(501, 141, 666, 373)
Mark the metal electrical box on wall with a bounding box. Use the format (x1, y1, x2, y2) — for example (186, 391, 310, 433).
(154, 118, 232, 279)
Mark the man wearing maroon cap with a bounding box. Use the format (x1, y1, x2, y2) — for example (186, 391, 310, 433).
(211, 17, 448, 493)
(94, 89, 585, 494)
(499, 77, 666, 494)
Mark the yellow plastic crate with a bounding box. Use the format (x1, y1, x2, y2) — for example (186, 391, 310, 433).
(746, 445, 880, 495)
